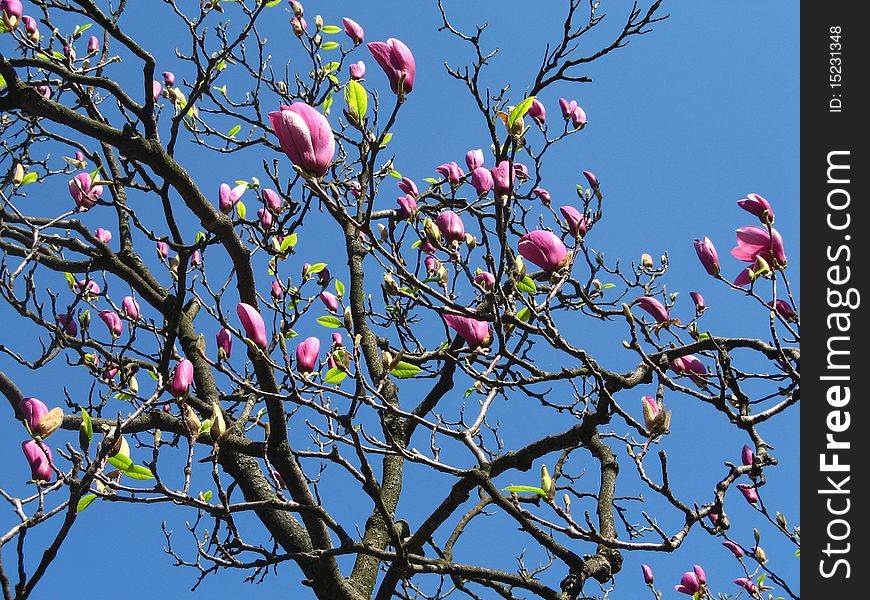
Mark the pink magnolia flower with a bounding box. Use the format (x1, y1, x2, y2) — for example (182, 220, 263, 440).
(470, 167, 494, 196)
(95, 228, 112, 244)
(769, 299, 797, 321)
(571, 105, 587, 128)
(641, 395, 671, 435)
(56, 313, 78, 336)
(737, 484, 759, 505)
(528, 98, 546, 124)
(22, 440, 54, 482)
(271, 280, 284, 301)
(320, 291, 339, 312)
(157, 241, 169, 259)
(491, 161, 513, 197)
(397, 194, 417, 219)
(263, 188, 283, 214)
(170, 358, 194, 399)
(296, 336, 321, 374)
(737, 193, 774, 224)
(367, 38, 416, 95)
(68, 172, 103, 210)
(22, 14, 37, 37)
(237, 303, 268, 349)
(268, 103, 336, 178)
(35, 84, 52, 100)
(2, 0, 22, 28)
(518, 230, 569, 273)
(689, 291, 705, 312)
(99, 310, 123, 338)
(465, 148, 485, 171)
(435, 162, 465, 185)
(74, 278, 101, 298)
(342, 17, 364, 45)
(513, 163, 530, 183)
(674, 568, 703, 596)
(257, 208, 274, 230)
(332, 332, 343, 347)
(636, 296, 669, 324)
(121, 296, 140, 320)
(443, 313, 491, 348)
(87, 35, 99, 54)
(216, 327, 232, 360)
(290, 16, 307, 35)
(436, 211, 465, 244)
(474, 271, 496, 291)
(533, 188, 551, 206)
(693, 237, 721, 276)
(742, 444, 755, 466)
(731, 226, 787, 266)
(722, 540, 744, 559)
(219, 182, 247, 214)
(641, 564, 654, 585)
(152, 80, 162, 102)
(734, 578, 759, 594)
(582, 170, 599, 189)
(398, 177, 418, 197)
(162, 71, 176, 86)
(560, 206, 589, 238)
(349, 60, 366, 81)
(18, 397, 49, 432)
(559, 98, 577, 121)
(190, 250, 202, 267)
(425, 255, 438, 275)
(669, 354, 707, 382)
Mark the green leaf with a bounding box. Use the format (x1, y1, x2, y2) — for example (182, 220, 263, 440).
(508, 96, 536, 129)
(108, 454, 133, 471)
(146, 369, 158, 380)
(227, 124, 241, 138)
(344, 80, 368, 124)
(235, 200, 247, 220)
(602, 283, 616, 289)
(124, 465, 155, 480)
(323, 90, 334, 116)
(20, 172, 39, 185)
(279, 233, 298, 253)
(517, 276, 537, 293)
(323, 61, 340, 72)
(389, 170, 402, 179)
(76, 494, 98, 512)
(389, 361, 422, 379)
(317, 315, 343, 328)
(264, 0, 282, 6)
(324, 367, 348, 384)
(73, 23, 93, 37)
(379, 133, 393, 148)
(321, 25, 342, 34)
(516, 307, 533, 323)
(195, 231, 206, 244)
(81, 409, 93, 443)
(64, 272, 77, 289)
(199, 419, 212, 434)
(307, 262, 328, 274)
(335, 280, 345, 298)
(199, 490, 214, 502)
(410, 240, 421, 249)
(503, 485, 547, 497)
(423, 177, 438, 183)
(0, 74, 6, 88)
(320, 41, 340, 51)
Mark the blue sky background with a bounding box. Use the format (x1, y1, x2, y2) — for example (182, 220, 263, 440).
(1, 1, 798, 598)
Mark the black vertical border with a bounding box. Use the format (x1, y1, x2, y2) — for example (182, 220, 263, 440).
(801, 4, 866, 598)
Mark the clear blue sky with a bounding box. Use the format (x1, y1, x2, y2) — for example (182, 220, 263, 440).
(1, 1, 799, 598)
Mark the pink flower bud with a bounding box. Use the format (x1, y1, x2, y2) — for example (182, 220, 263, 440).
(443, 313, 491, 348)
(528, 98, 546, 124)
(74, 278, 101, 298)
(435, 162, 465, 185)
(269, 103, 336, 178)
(18, 397, 49, 432)
(257, 208, 274, 230)
(22, 440, 54, 482)
(342, 17, 364, 45)
(368, 38, 416, 95)
(157, 241, 169, 259)
(533, 188, 551, 205)
(722, 541, 744, 558)
(99, 310, 123, 339)
(22, 14, 37, 36)
(436, 211, 465, 244)
(170, 358, 194, 399)
(35, 84, 52, 100)
(162, 71, 176, 86)
(237, 302, 268, 349)
(641, 564, 654, 585)
(271, 280, 284, 301)
(349, 60, 366, 80)
(689, 291, 705, 312)
(465, 148, 484, 171)
(296, 336, 321, 374)
(474, 271, 495, 291)
(263, 188, 283, 214)
(87, 35, 99, 54)
(559, 206, 589, 238)
(737, 193, 774, 224)
(742, 444, 755, 466)
(190, 250, 202, 267)
(398, 177, 418, 197)
(320, 291, 339, 312)
(734, 578, 758, 594)
(121, 296, 140, 320)
(517, 230, 569, 273)
(636, 296, 669, 324)
(397, 194, 417, 219)
(693, 236, 721, 276)
(56, 313, 78, 336)
(290, 16, 307, 35)
(674, 571, 701, 596)
(571, 105, 587, 128)
(559, 98, 576, 121)
(669, 354, 707, 383)
(152, 80, 162, 102)
(470, 167, 494, 196)
(769, 299, 796, 321)
(332, 332, 343, 347)
(94, 227, 112, 244)
(424, 255, 438, 275)
(491, 160, 513, 197)
(68, 172, 103, 210)
(219, 182, 247, 214)
(216, 327, 233, 360)
(737, 484, 759, 505)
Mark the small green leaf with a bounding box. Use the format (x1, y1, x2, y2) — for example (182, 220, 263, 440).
(146, 369, 158, 380)
(199, 419, 212, 434)
(601, 283, 616, 289)
(323, 90, 334, 116)
(335, 280, 345, 298)
(323, 61, 340, 72)
(344, 80, 368, 124)
(195, 231, 206, 244)
(389, 361, 422, 379)
(199, 490, 214, 502)
(0, 74, 6, 88)
(321, 25, 342, 34)
(279, 233, 298, 253)
(227, 124, 241, 138)
(516, 307, 533, 323)
(283, 329, 298, 339)
(216, 60, 228, 72)
(464, 386, 475, 398)
(81, 409, 93, 443)
(317, 315, 343, 328)
(73, 23, 93, 37)
(379, 133, 393, 148)
(76, 494, 98, 512)
(264, 0, 282, 6)
(508, 96, 536, 129)
(307, 263, 328, 274)
(108, 454, 133, 471)
(20, 172, 39, 185)
(64, 272, 77, 289)
(324, 367, 348, 384)
(423, 177, 438, 184)
(236, 200, 247, 220)
(503, 485, 547, 497)
(410, 240, 421, 249)
(517, 276, 537, 293)
(320, 41, 340, 51)
(389, 170, 402, 179)
(124, 465, 155, 480)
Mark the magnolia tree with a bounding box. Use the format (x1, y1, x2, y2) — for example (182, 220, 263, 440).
(0, 1, 799, 599)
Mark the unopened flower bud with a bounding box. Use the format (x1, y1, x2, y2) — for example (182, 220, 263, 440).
(383, 272, 400, 295)
(184, 405, 201, 438)
(314, 14, 323, 30)
(754, 545, 768, 564)
(641, 253, 654, 268)
(514, 255, 526, 279)
(13, 163, 25, 186)
(377, 223, 388, 241)
(465, 233, 477, 249)
(210, 401, 227, 442)
(343, 306, 353, 333)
